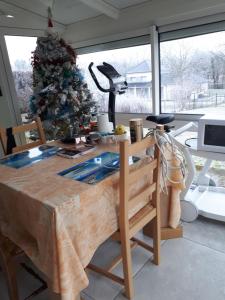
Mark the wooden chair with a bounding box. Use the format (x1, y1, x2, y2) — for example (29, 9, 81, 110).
(88, 136, 161, 299)
(0, 117, 46, 155)
(0, 117, 47, 300)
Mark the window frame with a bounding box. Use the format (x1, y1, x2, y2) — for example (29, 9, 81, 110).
(77, 21, 225, 121)
(3, 21, 225, 124)
(76, 35, 151, 55)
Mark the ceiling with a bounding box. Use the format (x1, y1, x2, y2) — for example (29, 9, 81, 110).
(1, 0, 225, 38)
(0, 0, 151, 26)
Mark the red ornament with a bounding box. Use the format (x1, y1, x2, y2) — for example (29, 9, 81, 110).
(48, 18, 53, 28)
(48, 7, 53, 28)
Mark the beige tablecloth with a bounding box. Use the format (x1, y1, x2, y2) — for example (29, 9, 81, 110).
(0, 145, 149, 300)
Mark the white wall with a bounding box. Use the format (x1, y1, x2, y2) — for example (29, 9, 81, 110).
(0, 37, 17, 128)
(63, 0, 225, 47)
(0, 39, 17, 156)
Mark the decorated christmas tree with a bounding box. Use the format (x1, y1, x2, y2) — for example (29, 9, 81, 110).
(29, 32, 96, 140)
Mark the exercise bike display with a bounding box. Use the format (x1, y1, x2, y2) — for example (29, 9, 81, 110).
(89, 62, 128, 129)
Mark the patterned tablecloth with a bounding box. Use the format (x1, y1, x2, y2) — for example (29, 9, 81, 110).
(0, 144, 149, 300)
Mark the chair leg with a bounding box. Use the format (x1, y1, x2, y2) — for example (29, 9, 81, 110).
(152, 216, 161, 265)
(0, 251, 19, 300)
(121, 238, 134, 299)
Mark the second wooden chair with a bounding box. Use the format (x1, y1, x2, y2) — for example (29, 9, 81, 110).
(0, 117, 46, 156)
(88, 136, 161, 299)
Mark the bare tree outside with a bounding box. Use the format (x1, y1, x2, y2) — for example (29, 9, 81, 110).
(161, 31, 225, 114)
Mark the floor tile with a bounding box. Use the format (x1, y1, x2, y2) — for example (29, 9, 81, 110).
(84, 233, 154, 300)
(84, 271, 122, 300)
(2, 222, 225, 300)
(81, 291, 95, 300)
(115, 238, 225, 300)
(183, 216, 225, 253)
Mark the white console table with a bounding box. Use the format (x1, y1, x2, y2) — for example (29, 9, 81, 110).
(172, 126, 225, 222)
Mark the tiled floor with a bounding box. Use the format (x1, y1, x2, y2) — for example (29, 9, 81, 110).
(1, 216, 225, 300)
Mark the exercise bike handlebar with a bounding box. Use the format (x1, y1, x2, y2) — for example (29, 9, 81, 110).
(88, 62, 112, 93)
(170, 122, 198, 138)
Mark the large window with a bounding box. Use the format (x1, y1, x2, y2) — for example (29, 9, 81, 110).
(77, 43, 152, 113)
(160, 30, 225, 114)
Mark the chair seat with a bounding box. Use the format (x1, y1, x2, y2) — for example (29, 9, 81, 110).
(113, 205, 156, 241)
(129, 205, 156, 238)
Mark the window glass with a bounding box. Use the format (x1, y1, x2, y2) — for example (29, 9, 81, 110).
(5, 36, 37, 122)
(160, 31, 225, 114)
(77, 44, 152, 113)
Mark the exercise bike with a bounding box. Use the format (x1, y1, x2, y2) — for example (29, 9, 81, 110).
(89, 62, 128, 130)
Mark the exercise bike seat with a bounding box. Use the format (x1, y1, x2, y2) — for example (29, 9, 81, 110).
(146, 114, 175, 124)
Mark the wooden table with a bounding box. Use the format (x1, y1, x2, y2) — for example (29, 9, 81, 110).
(0, 141, 182, 299)
(0, 143, 122, 300)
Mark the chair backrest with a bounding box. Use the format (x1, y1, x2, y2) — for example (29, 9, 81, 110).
(0, 117, 46, 156)
(119, 134, 161, 237)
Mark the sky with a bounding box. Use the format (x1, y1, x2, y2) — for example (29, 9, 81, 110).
(161, 31, 225, 53)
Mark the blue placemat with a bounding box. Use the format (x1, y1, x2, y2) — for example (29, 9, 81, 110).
(0, 145, 60, 169)
(58, 151, 139, 185)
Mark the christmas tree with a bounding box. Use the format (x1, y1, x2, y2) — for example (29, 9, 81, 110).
(29, 32, 96, 140)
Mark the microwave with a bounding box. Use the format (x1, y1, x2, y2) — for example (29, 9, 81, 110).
(198, 115, 225, 153)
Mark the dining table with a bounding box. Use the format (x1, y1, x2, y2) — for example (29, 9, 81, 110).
(0, 141, 150, 300)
